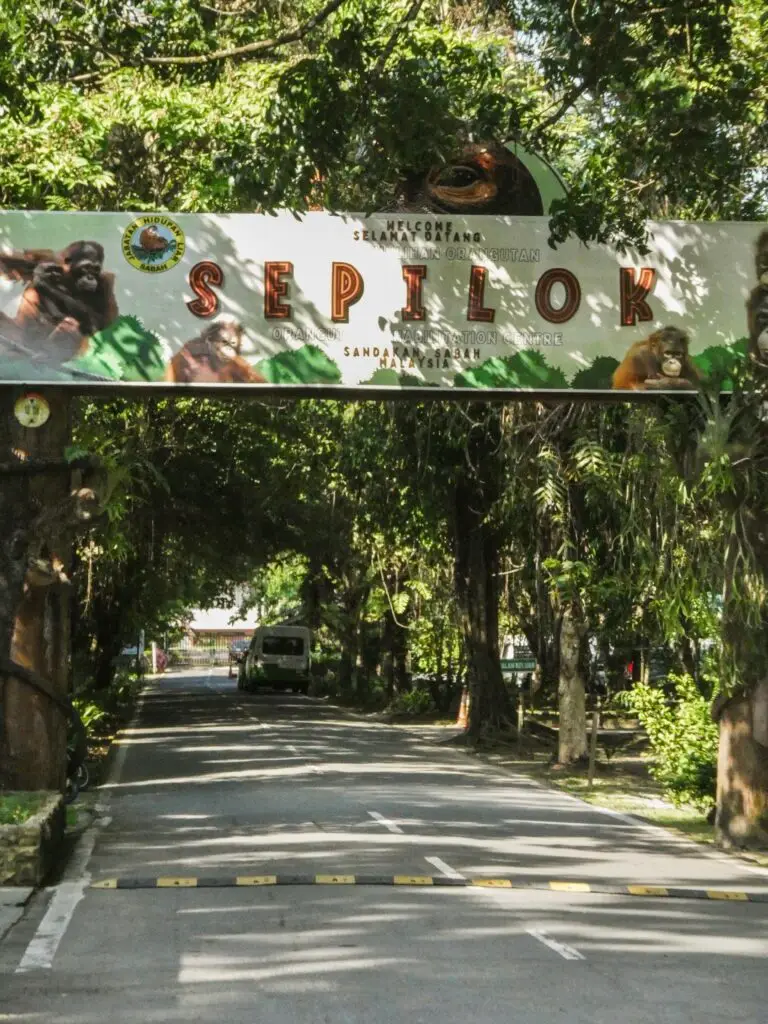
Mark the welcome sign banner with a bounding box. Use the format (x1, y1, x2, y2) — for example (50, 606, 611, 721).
(0, 211, 760, 392)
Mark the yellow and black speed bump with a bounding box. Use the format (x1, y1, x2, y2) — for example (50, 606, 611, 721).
(89, 875, 767, 903)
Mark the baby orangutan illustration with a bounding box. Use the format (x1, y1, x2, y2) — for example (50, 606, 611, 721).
(166, 321, 266, 384)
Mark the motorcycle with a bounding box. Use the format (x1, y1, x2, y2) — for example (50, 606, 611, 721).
(65, 700, 90, 803)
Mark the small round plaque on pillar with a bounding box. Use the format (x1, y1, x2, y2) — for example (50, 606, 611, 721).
(14, 393, 51, 429)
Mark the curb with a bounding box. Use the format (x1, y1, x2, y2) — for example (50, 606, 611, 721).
(89, 874, 767, 902)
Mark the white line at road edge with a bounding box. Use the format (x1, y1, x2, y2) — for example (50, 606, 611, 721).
(526, 928, 585, 961)
(16, 682, 147, 972)
(451, 743, 768, 880)
(15, 828, 101, 973)
(532, 781, 768, 878)
(368, 810, 404, 834)
(425, 856, 465, 879)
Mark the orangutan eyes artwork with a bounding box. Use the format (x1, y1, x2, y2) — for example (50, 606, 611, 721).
(399, 141, 548, 216)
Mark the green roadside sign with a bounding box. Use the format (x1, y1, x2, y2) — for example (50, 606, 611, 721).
(501, 658, 536, 672)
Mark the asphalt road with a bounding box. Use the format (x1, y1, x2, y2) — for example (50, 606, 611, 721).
(2, 668, 767, 1023)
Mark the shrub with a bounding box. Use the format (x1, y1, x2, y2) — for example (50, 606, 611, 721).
(0, 793, 48, 825)
(390, 688, 435, 715)
(618, 674, 719, 811)
(71, 700, 107, 732)
(72, 669, 142, 737)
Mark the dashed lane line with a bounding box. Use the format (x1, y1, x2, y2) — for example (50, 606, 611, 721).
(525, 927, 585, 961)
(424, 856, 465, 880)
(367, 811, 404, 834)
(422, 855, 584, 961)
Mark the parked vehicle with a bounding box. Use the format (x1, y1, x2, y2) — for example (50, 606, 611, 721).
(238, 626, 311, 694)
(228, 638, 250, 678)
(114, 646, 149, 674)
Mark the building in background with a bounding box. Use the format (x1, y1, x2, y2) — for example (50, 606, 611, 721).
(184, 606, 258, 650)
(168, 590, 259, 667)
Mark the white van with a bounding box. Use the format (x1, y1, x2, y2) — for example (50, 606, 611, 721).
(239, 625, 311, 694)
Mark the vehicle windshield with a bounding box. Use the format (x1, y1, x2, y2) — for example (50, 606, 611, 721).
(262, 636, 305, 657)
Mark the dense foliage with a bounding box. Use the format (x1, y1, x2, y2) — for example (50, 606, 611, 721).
(2, 1, 767, 839)
(620, 675, 720, 810)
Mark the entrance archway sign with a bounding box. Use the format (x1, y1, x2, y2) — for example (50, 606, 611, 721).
(0, 211, 760, 395)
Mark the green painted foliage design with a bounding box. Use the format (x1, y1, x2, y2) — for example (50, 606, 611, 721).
(455, 351, 569, 389)
(66, 315, 166, 381)
(362, 368, 400, 386)
(256, 344, 341, 384)
(692, 338, 749, 391)
(570, 356, 620, 390)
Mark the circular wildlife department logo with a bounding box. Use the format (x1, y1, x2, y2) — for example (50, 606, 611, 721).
(122, 216, 185, 273)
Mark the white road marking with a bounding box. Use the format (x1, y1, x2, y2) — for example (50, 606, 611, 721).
(16, 881, 89, 973)
(367, 810, 404, 834)
(425, 856, 465, 879)
(501, 817, 638, 830)
(466, 876, 586, 961)
(16, 824, 102, 972)
(512, 773, 768, 879)
(203, 670, 269, 729)
(99, 719, 134, 793)
(16, 684, 147, 971)
(99, 682, 149, 792)
(525, 927, 585, 961)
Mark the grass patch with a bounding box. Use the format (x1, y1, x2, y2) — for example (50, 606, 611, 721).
(0, 792, 49, 825)
(540, 769, 717, 843)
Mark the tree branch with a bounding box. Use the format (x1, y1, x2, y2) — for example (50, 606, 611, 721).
(531, 82, 589, 138)
(146, 0, 347, 66)
(373, 0, 427, 76)
(199, 2, 263, 16)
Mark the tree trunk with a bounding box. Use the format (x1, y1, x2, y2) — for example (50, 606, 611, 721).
(393, 619, 409, 694)
(558, 603, 588, 765)
(454, 479, 511, 741)
(0, 427, 33, 790)
(518, 600, 558, 705)
(0, 390, 73, 791)
(380, 613, 396, 702)
(337, 581, 368, 700)
(93, 638, 120, 692)
(676, 629, 697, 680)
(86, 595, 126, 692)
(714, 682, 768, 848)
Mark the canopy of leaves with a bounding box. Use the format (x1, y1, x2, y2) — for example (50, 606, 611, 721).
(1, 1, 765, 246)
(4, 3, 768, 738)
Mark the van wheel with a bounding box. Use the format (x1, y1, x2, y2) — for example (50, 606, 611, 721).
(299, 684, 309, 696)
